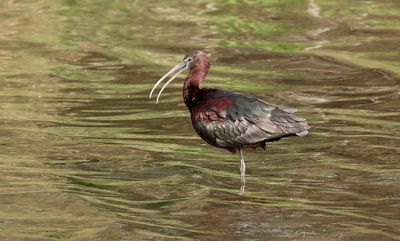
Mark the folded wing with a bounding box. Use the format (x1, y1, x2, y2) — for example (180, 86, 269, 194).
(191, 89, 310, 150)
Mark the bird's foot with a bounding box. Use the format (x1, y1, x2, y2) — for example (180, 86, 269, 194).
(239, 184, 245, 194)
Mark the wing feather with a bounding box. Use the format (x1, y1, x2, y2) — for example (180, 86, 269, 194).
(191, 89, 309, 149)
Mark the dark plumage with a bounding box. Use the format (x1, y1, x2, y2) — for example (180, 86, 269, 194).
(150, 50, 310, 178)
(191, 89, 309, 153)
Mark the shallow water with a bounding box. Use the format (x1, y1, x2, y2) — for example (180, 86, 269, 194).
(0, 0, 399, 240)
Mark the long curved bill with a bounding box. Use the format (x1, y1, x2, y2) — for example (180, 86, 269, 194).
(149, 60, 188, 104)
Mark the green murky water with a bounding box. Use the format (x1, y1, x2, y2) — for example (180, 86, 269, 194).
(1, 0, 399, 240)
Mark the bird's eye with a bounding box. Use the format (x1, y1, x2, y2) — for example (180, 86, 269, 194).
(187, 57, 193, 62)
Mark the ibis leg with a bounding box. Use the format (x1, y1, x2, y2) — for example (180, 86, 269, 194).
(239, 148, 246, 194)
(239, 148, 246, 176)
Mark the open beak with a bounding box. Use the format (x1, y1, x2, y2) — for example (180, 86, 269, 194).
(149, 58, 190, 104)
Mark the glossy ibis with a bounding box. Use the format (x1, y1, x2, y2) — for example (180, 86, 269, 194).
(150, 50, 309, 179)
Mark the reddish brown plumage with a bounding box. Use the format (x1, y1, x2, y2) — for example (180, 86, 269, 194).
(183, 51, 210, 108)
(193, 96, 234, 122)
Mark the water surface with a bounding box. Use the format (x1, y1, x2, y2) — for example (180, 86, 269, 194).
(0, 0, 399, 240)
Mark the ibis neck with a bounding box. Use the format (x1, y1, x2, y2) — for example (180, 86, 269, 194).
(183, 65, 209, 108)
